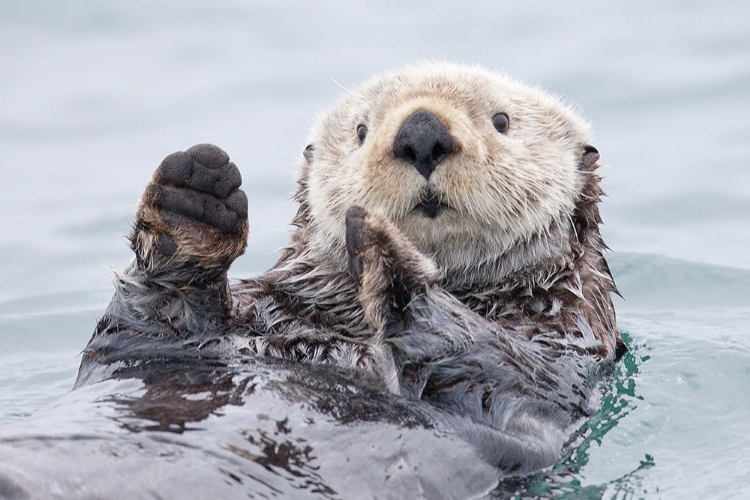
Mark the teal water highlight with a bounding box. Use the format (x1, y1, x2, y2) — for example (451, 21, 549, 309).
(511, 333, 652, 499)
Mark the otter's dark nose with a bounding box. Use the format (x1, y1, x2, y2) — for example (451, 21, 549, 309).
(393, 110, 453, 180)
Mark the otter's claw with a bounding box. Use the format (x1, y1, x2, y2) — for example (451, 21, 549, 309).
(345, 206, 369, 283)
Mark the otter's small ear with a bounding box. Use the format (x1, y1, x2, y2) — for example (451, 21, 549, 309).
(580, 145, 600, 172)
(303, 144, 315, 164)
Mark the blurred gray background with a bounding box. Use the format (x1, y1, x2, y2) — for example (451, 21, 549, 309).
(2, 1, 748, 300)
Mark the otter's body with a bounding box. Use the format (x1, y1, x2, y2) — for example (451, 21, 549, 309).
(78, 63, 621, 476)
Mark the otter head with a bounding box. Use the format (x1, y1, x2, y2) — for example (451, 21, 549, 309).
(301, 62, 600, 286)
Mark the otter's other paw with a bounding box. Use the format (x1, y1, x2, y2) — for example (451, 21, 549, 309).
(132, 144, 249, 278)
(345, 206, 439, 333)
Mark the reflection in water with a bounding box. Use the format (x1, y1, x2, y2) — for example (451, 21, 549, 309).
(85, 356, 472, 499)
(106, 365, 253, 433)
(228, 428, 338, 498)
(81, 340, 649, 499)
(98, 359, 345, 497)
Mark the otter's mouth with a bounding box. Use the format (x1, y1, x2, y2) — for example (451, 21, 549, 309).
(414, 191, 451, 218)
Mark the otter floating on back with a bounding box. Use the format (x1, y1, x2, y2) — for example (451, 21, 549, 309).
(78, 62, 622, 478)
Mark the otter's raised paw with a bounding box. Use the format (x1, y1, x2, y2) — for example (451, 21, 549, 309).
(345, 206, 439, 332)
(132, 144, 249, 277)
(149, 144, 247, 234)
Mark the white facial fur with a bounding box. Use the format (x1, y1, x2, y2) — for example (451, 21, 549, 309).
(304, 62, 593, 275)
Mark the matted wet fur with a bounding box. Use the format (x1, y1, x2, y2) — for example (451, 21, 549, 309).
(78, 62, 622, 477)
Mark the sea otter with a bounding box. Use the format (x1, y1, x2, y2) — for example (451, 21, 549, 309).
(77, 62, 622, 476)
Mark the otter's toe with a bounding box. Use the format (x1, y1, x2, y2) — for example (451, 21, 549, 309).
(155, 144, 242, 199)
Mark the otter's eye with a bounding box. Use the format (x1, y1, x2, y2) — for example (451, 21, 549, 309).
(492, 113, 509, 134)
(357, 124, 368, 144)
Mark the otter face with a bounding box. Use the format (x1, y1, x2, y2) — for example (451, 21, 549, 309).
(304, 62, 594, 275)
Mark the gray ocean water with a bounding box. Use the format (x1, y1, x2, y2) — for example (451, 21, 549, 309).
(1, 1, 749, 498)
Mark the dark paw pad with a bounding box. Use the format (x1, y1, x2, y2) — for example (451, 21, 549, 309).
(155, 144, 242, 199)
(147, 184, 248, 234)
(149, 145, 248, 234)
